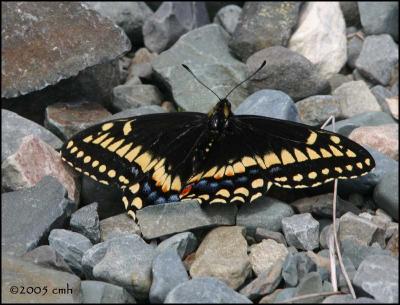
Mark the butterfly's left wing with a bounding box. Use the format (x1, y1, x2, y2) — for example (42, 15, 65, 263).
(179, 115, 375, 204)
(61, 112, 208, 218)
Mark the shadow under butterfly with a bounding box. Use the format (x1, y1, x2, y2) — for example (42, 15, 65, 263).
(61, 61, 375, 221)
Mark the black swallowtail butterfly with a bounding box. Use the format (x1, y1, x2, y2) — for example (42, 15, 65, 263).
(61, 61, 375, 220)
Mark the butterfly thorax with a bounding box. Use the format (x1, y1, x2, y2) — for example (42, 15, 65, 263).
(208, 99, 232, 132)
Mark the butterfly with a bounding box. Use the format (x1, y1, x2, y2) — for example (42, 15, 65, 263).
(60, 61, 375, 221)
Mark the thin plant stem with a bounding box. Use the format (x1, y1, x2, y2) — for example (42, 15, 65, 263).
(328, 231, 338, 291)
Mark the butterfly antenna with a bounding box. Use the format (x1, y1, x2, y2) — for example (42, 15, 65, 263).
(182, 64, 222, 101)
(224, 60, 266, 99)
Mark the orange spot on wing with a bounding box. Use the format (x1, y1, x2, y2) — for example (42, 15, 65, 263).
(180, 184, 193, 198)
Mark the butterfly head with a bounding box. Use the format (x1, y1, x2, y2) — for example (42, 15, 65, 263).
(208, 98, 232, 130)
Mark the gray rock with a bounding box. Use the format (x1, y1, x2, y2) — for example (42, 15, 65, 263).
(347, 35, 364, 69)
(358, 2, 399, 40)
(152, 24, 247, 113)
(91, 234, 156, 299)
(340, 237, 393, 268)
(48, 229, 93, 275)
(189, 226, 250, 289)
(249, 239, 289, 276)
(282, 252, 317, 287)
(84, 2, 152, 44)
(81, 280, 136, 303)
(328, 73, 354, 92)
(325, 111, 395, 136)
(260, 287, 297, 303)
(319, 224, 338, 249)
(156, 232, 198, 259)
(235, 89, 300, 122)
(323, 295, 376, 303)
(352, 68, 374, 87)
(137, 200, 237, 239)
(2, 2, 130, 98)
(2, 255, 81, 303)
(254, 228, 287, 246)
(339, 212, 385, 247)
(82, 240, 110, 279)
(2, 176, 74, 256)
(239, 261, 283, 300)
(70, 202, 100, 244)
(150, 249, 189, 303)
(236, 196, 294, 232)
(1, 109, 62, 162)
(282, 213, 320, 250)
(22, 245, 73, 273)
(355, 34, 399, 85)
(340, 2, 361, 27)
(291, 193, 360, 218)
(337, 256, 356, 289)
(165, 277, 252, 303)
(374, 170, 399, 221)
(295, 272, 324, 303)
(111, 84, 163, 111)
(371, 85, 396, 114)
(296, 95, 342, 126)
(333, 81, 381, 118)
(353, 255, 398, 303)
(229, 2, 301, 60)
(143, 2, 209, 53)
(246, 46, 330, 101)
(99, 213, 141, 242)
(213, 5, 241, 35)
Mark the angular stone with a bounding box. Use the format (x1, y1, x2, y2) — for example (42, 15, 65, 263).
(386, 96, 399, 120)
(291, 193, 360, 218)
(254, 228, 287, 246)
(80, 280, 136, 303)
(347, 35, 364, 69)
(150, 249, 189, 303)
(2, 176, 74, 256)
(328, 73, 353, 91)
(340, 2, 361, 27)
(189, 226, 250, 289)
(371, 85, 396, 114)
(296, 95, 342, 126)
(48, 229, 93, 275)
(239, 261, 283, 300)
(323, 294, 376, 303)
(325, 111, 395, 136)
(84, 2, 153, 44)
(229, 2, 301, 60)
(295, 272, 324, 303)
(91, 234, 156, 299)
(353, 255, 398, 303)
(249, 239, 289, 276)
(246, 46, 330, 101)
(2, 255, 81, 303)
(386, 229, 399, 256)
(339, 212, 386, 247)
(99, 213, 141, 242)
(22, 245, 73, 274)
(1, 109, 62, 162)
(340, 236, 393, 269)
(319, 224, 338, 249)
(1, 135, 79, 202)
(164, 277, 252, 304)
(236, 196, 294, 232)
(358, 2, 399, 40)
(259, 287, 297, 303)
(333, 81, 381, 118)
(127, 48, 157, 82)
(156, 232, 198, 259)
(349, 124, 398, 160)
(137, 200, 237, 239)
(355, 34, 399, 85)
(70, 202, 101, 244)
(112, 84, 163, 111)
(143, 2, 209, 53)
(1, 2, 130, 98)
(289, 2, 347, 78)
(44, 100, 111, 140)
(282, 252, 317, 287)
(235, 89, 300, 122)
(374, 170, 399, 221)
(213, 5, 242, 35)
(282, 213, 320, 250)
(152, 24, 247, 113)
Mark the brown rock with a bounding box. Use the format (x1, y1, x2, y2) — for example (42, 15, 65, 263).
(1, 2, 130, 98)
(189, 226, 251, 289)
(1, 135, 79, 202)
(45, 100, 111, 140)
(349, 124, 398, 160)
(99, 213, 141, 241)
(386, 230, 398, 256)
(127, 48, 158, 81)
(386, 96, 399, 120)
